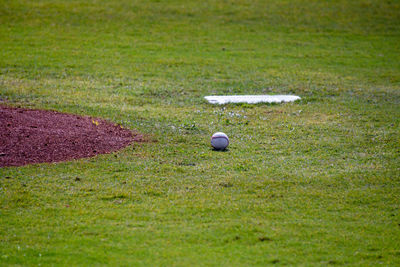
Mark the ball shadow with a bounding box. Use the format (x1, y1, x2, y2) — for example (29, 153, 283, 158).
(211, 148, 230, 152)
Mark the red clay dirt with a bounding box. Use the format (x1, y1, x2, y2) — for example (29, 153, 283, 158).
(0, 105, 144, 167)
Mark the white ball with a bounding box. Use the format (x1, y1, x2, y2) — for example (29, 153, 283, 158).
(211, 132, 229, 150)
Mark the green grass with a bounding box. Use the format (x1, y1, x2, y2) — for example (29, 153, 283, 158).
(1, 0, 400, 265)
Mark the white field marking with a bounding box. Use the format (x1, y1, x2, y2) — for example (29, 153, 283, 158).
(204, 95, 301, 104)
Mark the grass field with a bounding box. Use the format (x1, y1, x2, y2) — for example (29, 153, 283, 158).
(1, 0, 400, 265)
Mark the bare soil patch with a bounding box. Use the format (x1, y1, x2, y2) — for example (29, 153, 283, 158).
(0, 106, 143, 167)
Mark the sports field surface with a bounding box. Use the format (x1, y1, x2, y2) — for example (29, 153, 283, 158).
(1, 0, 399, 265)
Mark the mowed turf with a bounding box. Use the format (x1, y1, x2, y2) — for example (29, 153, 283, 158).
(1, 0, 400, 265)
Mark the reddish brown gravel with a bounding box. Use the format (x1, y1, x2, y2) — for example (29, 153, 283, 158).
(0, 106, 143, 167)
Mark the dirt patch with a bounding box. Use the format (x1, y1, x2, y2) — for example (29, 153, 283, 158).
(0, 106, 144, 167)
